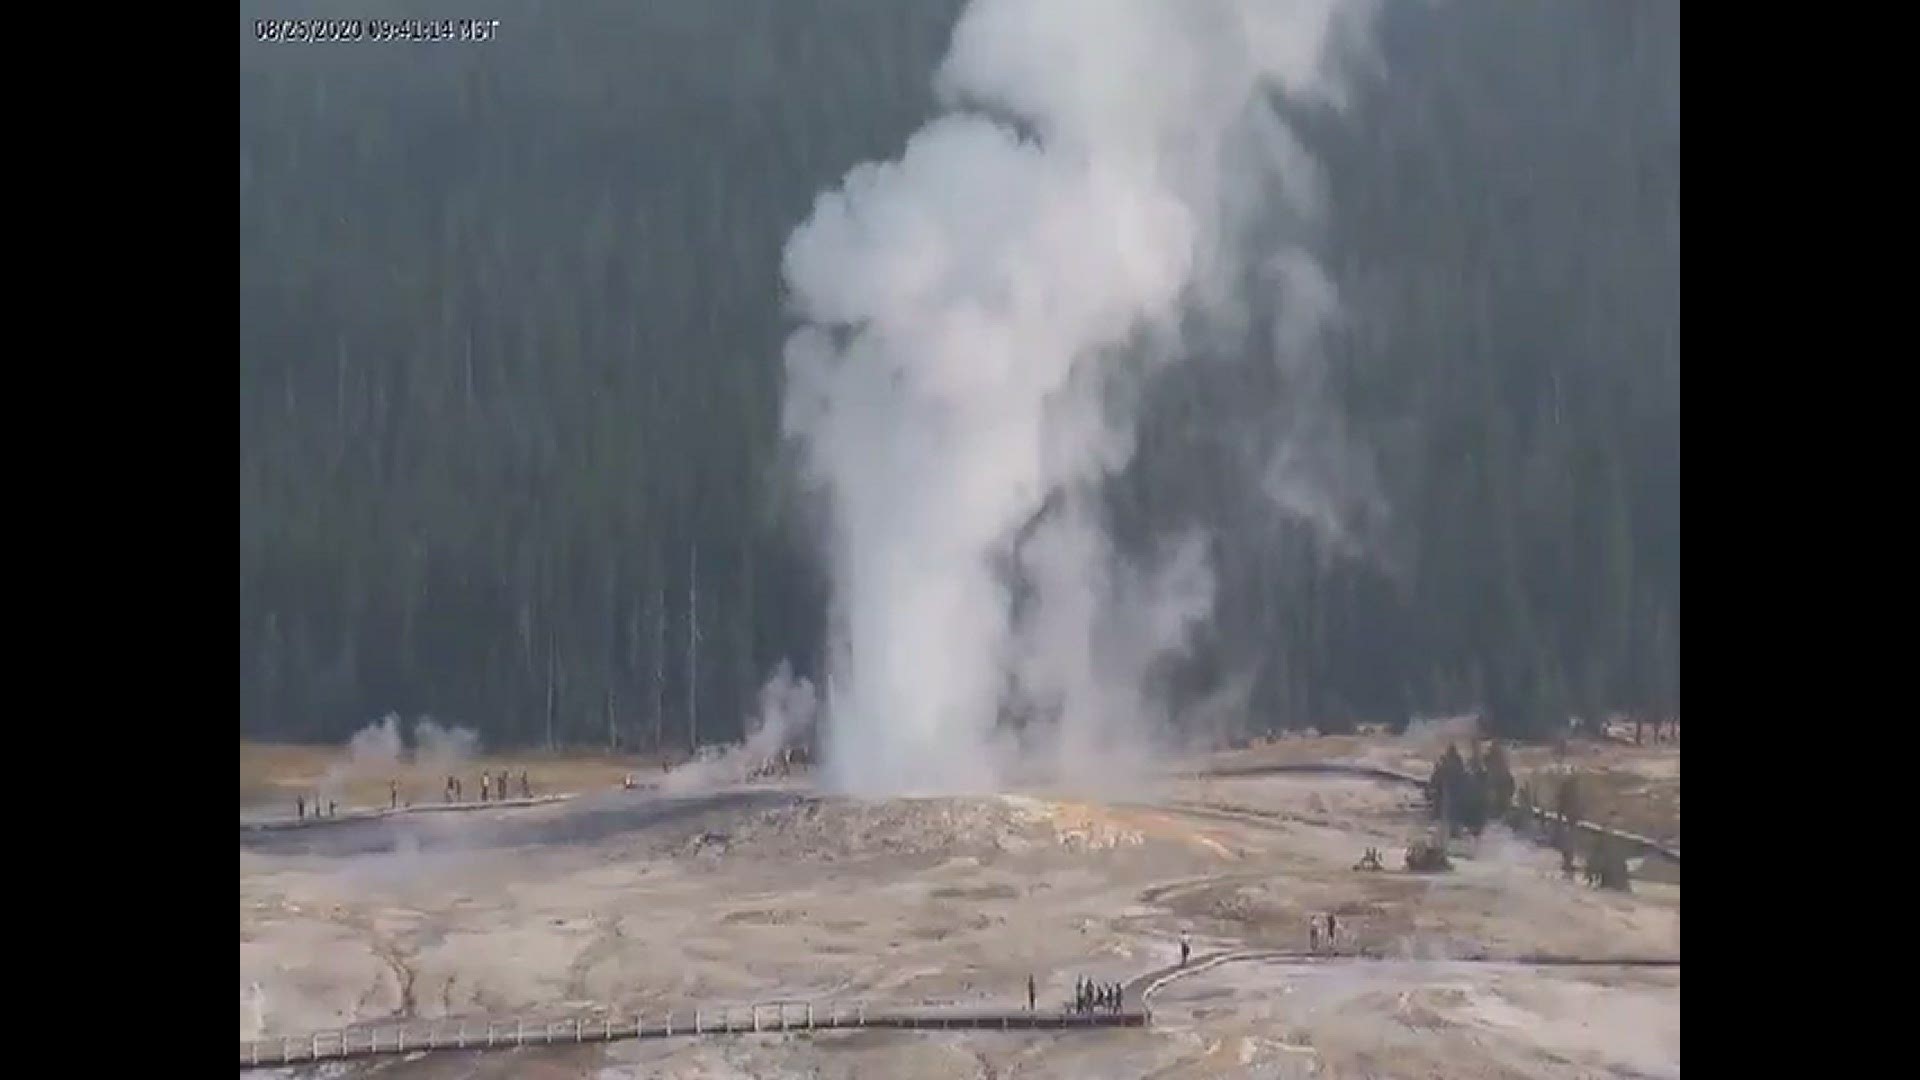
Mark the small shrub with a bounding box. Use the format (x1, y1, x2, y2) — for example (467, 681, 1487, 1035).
(1507, 782, 1536, 834)
(1592, 834, 1632, 892)
(1405, 837, 1453, 873)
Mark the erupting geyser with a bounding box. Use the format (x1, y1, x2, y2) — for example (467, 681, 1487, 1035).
(780, 0, 1380, 796)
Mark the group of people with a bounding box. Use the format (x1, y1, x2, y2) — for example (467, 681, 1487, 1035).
(292, 768, 534, 822)
(1308, 912, 1341, 953)
(293, 795, 337, 821)
(749, 747, 797, 780)
(751, 745, 817, 780)
(1072, 976, 1124, 1015)
(442, 769, 532, 803)
(1048, 934, 1186, 1017)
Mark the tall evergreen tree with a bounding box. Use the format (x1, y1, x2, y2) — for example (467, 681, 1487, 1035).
(1484, 742, 1515, 824)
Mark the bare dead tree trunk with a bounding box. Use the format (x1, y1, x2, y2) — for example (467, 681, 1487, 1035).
(545, 624, 557, 751)
(653, 584, 665, 756)
(688, 544, 700, 756)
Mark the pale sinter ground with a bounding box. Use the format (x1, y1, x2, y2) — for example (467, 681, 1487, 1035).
(239, 735, 1679, 1079)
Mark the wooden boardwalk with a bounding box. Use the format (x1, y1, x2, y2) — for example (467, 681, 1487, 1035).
(1171, 761, 1680, 864)
(240, 793, 575, 834)
(240, 999, 1145, 1070)
(1127, 949, 1680, 1007)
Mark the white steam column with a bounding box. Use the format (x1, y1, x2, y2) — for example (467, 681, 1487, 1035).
(780, 0, 1379, 796)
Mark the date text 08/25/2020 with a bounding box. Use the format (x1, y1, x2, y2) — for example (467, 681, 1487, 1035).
(252, 19, 501, 44)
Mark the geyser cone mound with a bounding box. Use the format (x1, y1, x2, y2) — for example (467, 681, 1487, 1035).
(681, 794, 1148, 861)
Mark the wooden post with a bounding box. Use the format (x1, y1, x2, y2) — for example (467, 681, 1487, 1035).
(858, 1001, 865, 1026)
(637, 1012, 643, 1038)
(517, 1020, 524, 1046)
(782, 1003, 789, 1032)
(605, 1016, 613, 1041)
(398, 1026, 406, 1052)
(458, 1022, 466, 1049)
(312, 1033, 320, 1059)
(576, 1017, 583, 1042)
(666, 1011, 673, 1037)
(807, 1002, 814, 1030)
(487, 1022, 495, 1048)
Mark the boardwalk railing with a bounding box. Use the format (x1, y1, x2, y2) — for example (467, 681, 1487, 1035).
(1180, 761, 1680, 864)
(1521, 805, 1680, 863)
(241, 793, 576, 834)
(240, 999, 1144, 1069)
(1129, 948, 1680, 1011)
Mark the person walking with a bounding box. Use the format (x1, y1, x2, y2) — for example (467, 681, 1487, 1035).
(1027, 974, 1036, 1012)
(1180, 932, 1191, 967)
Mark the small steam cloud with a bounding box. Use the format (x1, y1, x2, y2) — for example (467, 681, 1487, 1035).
(320, 714, 482, 800)
(346, 714, 404, 766)
(1256, 250, 1389, 564)
(662, 662, 818, 795)
(782, 0, 1382, 795)
(1400, 714, 1481, 757)
(413, 717, 480, 770)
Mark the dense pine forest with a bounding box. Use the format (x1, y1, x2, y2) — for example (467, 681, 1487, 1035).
(238, 0, 1679, 750)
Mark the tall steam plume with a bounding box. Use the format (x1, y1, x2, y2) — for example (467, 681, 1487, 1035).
(782, 0, 1378, 795)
